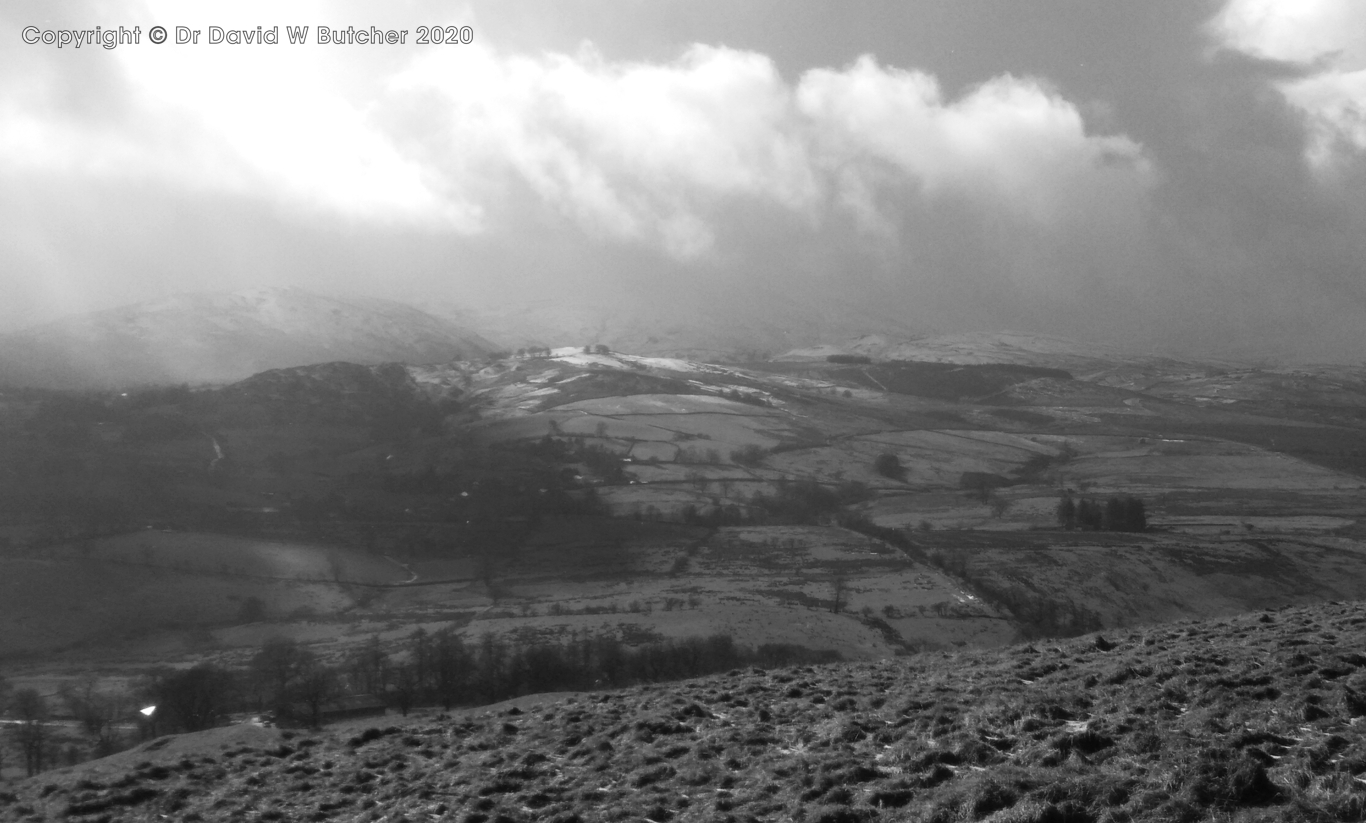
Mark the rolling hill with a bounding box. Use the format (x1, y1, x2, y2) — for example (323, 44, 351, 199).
(3, 326, 1366, 798)
(2, 340, 1365, 664)
(0, 288, 497, 389)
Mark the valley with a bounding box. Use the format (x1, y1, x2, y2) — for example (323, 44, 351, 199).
(7, 1, 1366, 815)
(1, 329, 1365, 784)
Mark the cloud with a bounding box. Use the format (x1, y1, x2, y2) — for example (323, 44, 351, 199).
(796, 58, 1153, 235)
(386, 43, 822, 256)
(0, 0, 480, 230)
(0, 5, 1183, 353)
(386, 45, 1153, 260)
(2, 0, 1153, 264)
(1211, 0, 1366, 167)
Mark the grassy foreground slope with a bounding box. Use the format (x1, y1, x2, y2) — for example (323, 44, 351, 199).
(7, 602, 1366, 823)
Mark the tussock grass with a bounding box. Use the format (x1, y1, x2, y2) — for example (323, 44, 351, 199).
(9, 602, 1366, 822)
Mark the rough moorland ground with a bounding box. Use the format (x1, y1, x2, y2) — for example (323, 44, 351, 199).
(7, 601, 1366, 822)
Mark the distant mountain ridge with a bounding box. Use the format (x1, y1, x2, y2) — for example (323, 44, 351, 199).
(0, 287, 1286, 392)
(776, 331, 1196, 369)
(434, 287, 924, 361)
(0, 288, 496, 389)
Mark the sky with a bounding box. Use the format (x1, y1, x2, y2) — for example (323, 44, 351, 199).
(1, 0, 1364, 362)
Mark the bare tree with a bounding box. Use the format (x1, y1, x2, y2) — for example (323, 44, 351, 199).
(250, 636, 310, 713)
(294, 660, 340, 728)
(431, 628, 470, 710)
(12, 689, 50, 776)
(0, 674, 8, 774)
(61, 677, 128, 757)
(409, 627, 433, 694)
(147, 664, 235, 733)
(831, 574, 847, 614)
(346, 635, 390, 696)
(1055, 495, 1077, 529)
(390, 662, 419, 716)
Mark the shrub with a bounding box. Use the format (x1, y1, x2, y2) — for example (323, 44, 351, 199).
(874, 453, 906, 480)
(989, 495, 1012, 518)
(731, 444, 768, 467)
(237, 596, 266, 623)
(960, 472, 1012, 502)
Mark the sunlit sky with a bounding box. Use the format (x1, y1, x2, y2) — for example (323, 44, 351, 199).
(2, 0, 1364, 361)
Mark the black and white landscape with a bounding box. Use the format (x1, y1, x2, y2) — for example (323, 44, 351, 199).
(2, 2, 1366, 821)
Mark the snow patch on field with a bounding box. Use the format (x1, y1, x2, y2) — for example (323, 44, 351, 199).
(544, 347, 748, 377)
(556, 393, 775, 416)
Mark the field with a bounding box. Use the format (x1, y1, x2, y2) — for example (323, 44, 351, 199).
(0, 558, 349, 660)
(49, 533, 409, 585)
(0, 519, 1000, 692)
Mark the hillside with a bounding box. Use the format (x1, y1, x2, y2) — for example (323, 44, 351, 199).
(2, 338, 1366, 795)
(6, 601, 1366, 822)
(3, 341, 1366, 664)
(776, 332, 1146, 371)
(0, 289, 496, 389)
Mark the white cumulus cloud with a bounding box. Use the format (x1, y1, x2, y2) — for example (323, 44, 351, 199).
(387, 45, 1153, 258)
(386, 43, 822, 255)
(796, 57, 1153, 231)
(1211, 0, 1366, 167)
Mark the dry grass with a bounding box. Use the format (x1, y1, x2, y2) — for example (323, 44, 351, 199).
(8, 601, 1366, 822)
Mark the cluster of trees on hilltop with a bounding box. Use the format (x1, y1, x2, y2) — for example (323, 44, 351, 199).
(1056, 494, 1147, 532)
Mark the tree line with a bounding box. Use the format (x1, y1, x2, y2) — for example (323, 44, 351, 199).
(0, 628, 843, 777)
(143, 630, 838, 734)
(0, 673, 138, 777)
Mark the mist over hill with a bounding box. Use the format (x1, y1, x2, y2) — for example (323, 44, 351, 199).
(0, 285, 1322, 395)
(433, 283, 924, 362)
(0, 289, 496, 390)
